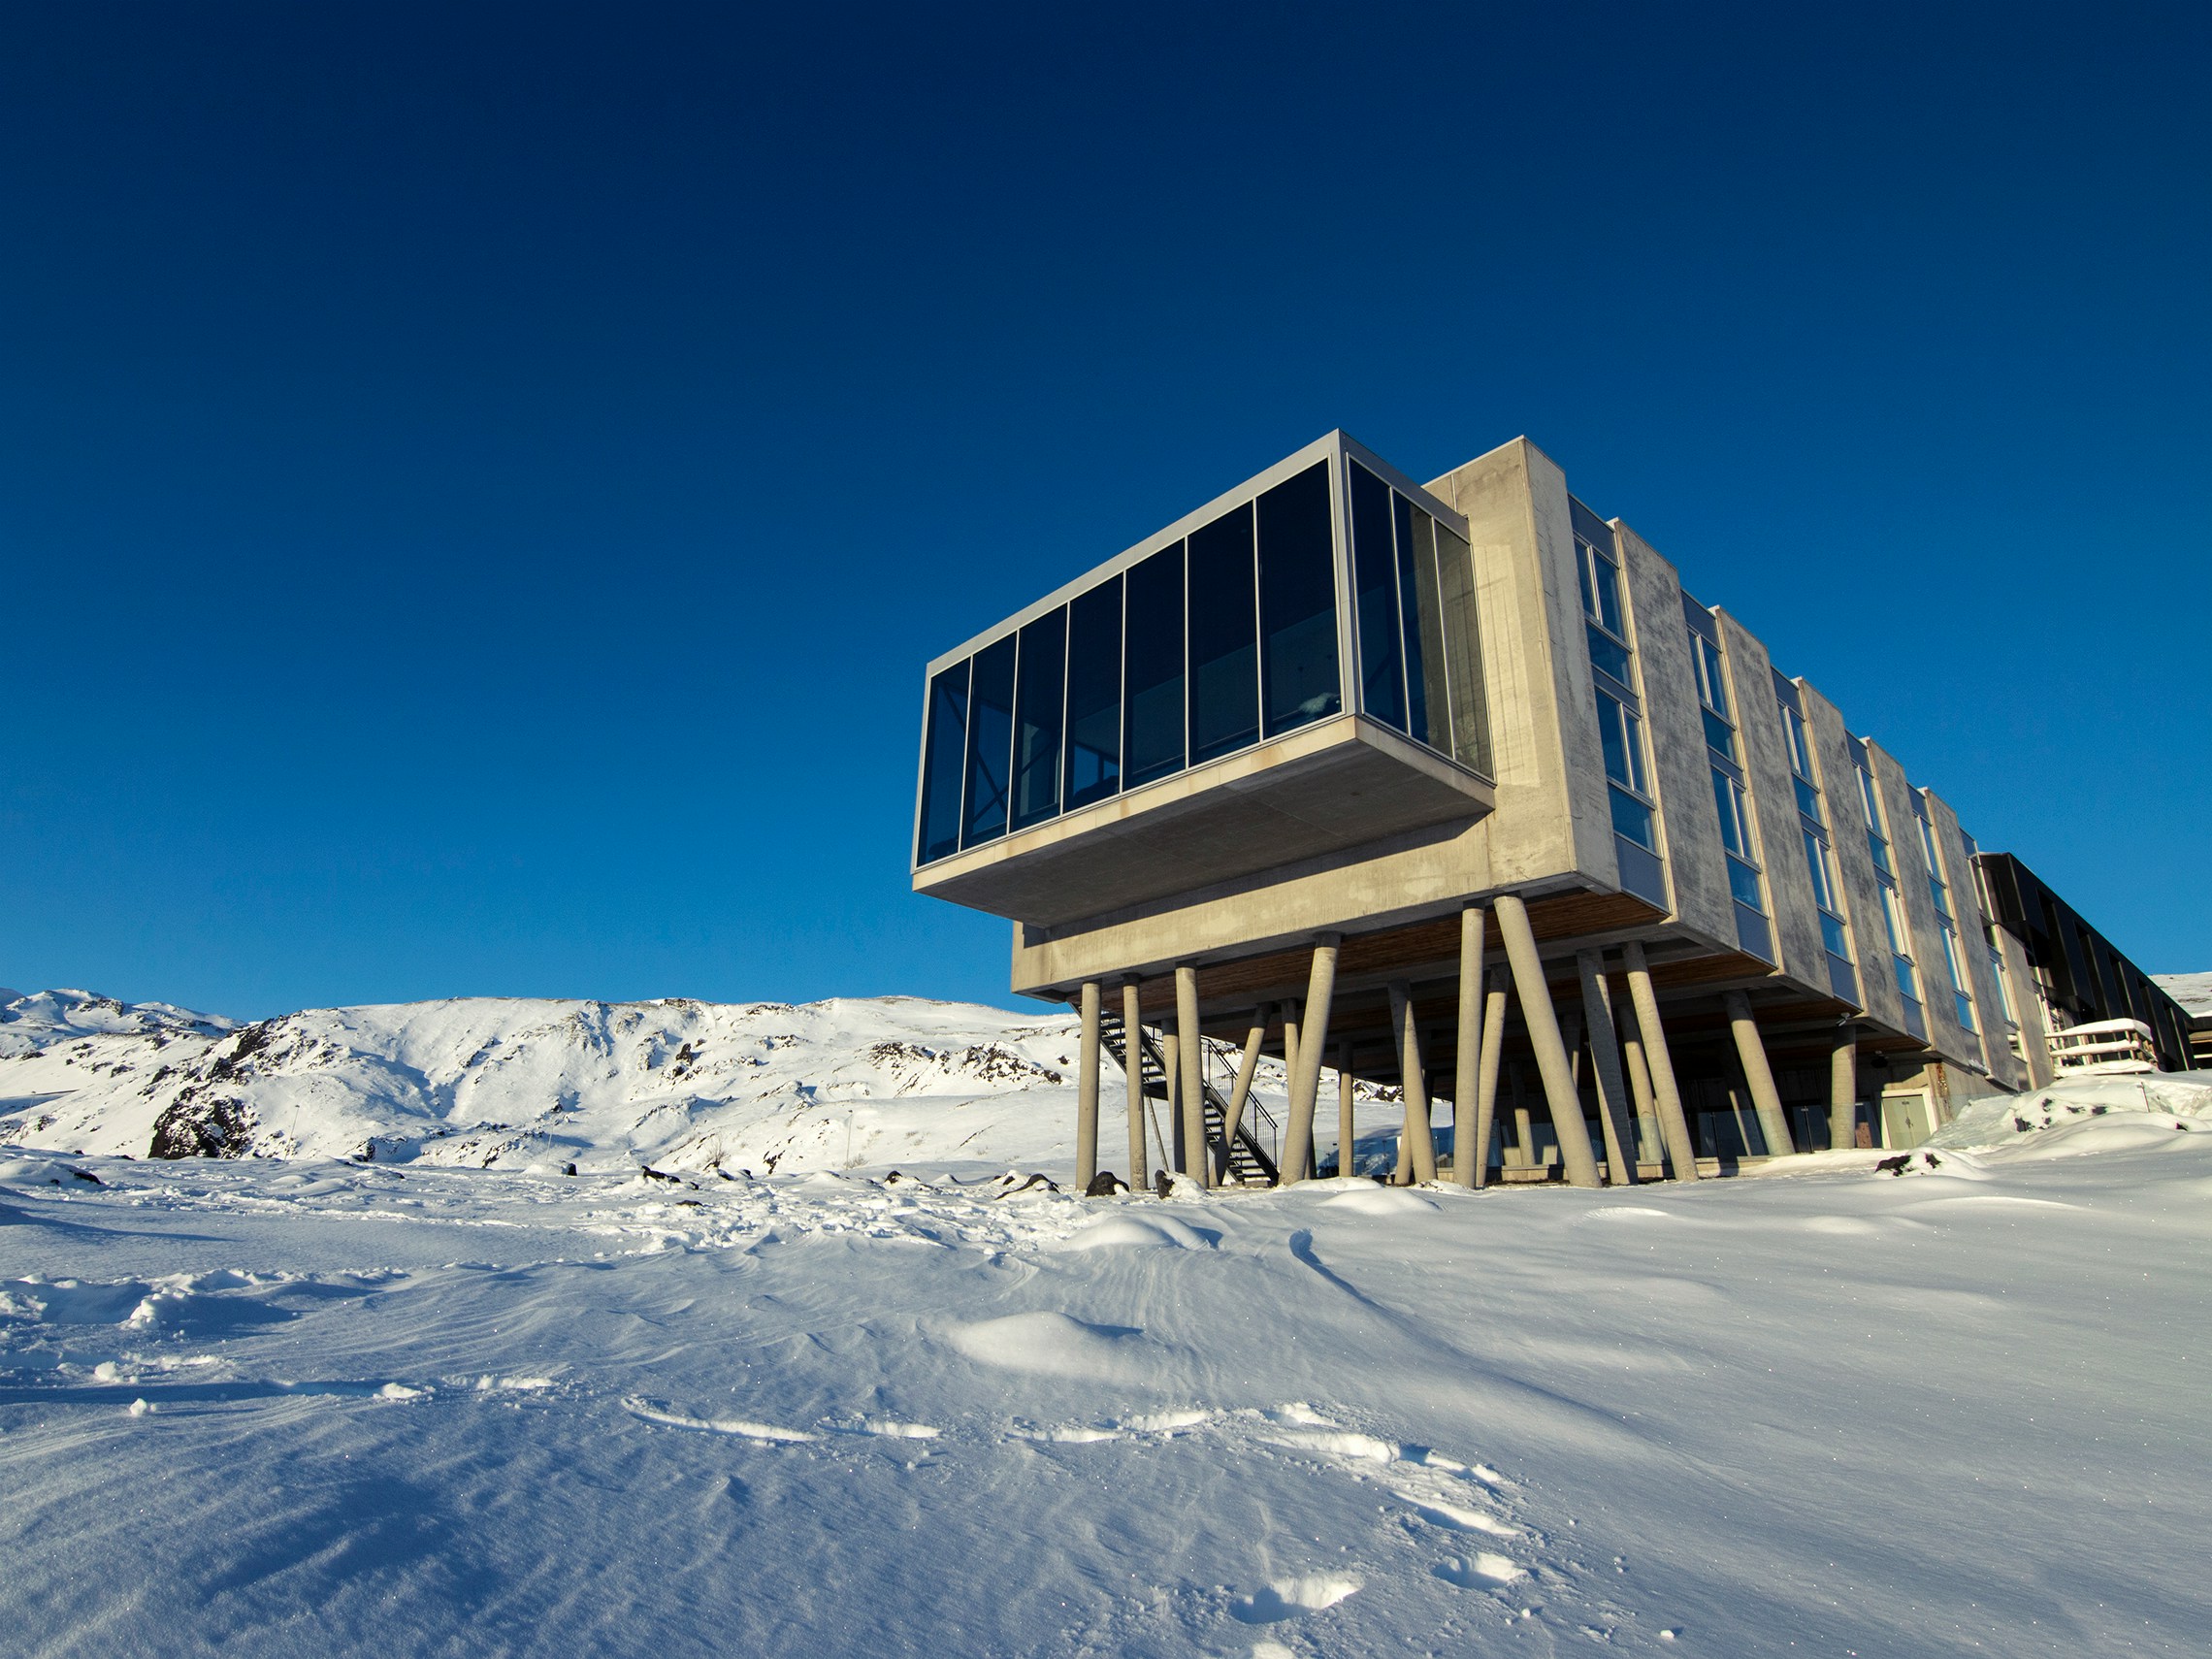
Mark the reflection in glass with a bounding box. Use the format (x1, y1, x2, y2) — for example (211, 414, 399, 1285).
(1257, 462, 1340, 737)
(1393, 493, 1430, 744)
(1434, 523, 1489, 774)
(1063, 577, 1122, 810)
(1187, 504, 1258, 764)
(961, 634, 1016, 848)
(917, 661, 968, 864)
(1350, 462, 1404, 731)
(1011, 608, 1065, 831)
(1124, 541, 1187, 786)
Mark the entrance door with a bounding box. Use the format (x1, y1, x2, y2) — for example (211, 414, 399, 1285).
(1881, 1089, 1936, 1149)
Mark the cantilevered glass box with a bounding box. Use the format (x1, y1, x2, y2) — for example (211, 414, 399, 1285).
(912, 433, 1495, 927)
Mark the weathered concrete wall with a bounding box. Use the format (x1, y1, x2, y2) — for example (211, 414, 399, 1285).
(1924, 788, 2027, 1090)
(1714, 612, 1829, 1001)
(1801, 679, 1902, 1032)
(1613, 523, 1735, 952)
(1868, 740, 1982, 1075)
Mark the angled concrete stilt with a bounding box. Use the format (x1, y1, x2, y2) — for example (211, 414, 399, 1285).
(1618, 1002, 1661, 1166)
(1472, 973, 1507, 1188)
(1122, 979, 1148, 1194)
(1622, 942, 1699, 1180)
(1076, 981, 1101, 1191)
(1453, 905, 1486, 1187)
(1725, 989, 1797, 1156)
(1389, 981, 1438, 1183)
(1830, 1025, 1858, 1153)
(1175, 965, 1208, 1187)
(1224, 1006, 1267, 1162)
(1576, 949, 1638, 1187)
(1279, 935, 1341, 1186)
(1494, 895, 1601, 1187)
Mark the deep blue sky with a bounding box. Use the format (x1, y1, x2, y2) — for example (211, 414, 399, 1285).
(4, 3, 2206, 1018)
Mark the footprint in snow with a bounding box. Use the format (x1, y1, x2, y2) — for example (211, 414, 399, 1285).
(1433, 1552, 1526, 1587)
(1228, 1574, 1363, 1624)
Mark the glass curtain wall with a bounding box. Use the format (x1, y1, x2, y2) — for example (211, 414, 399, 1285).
(915, 457, 1350, 864)
(1685, 598, 1771, 960)
(1851, 737, 1925, 1039)
(1560, 501, 1663, 905)
(1775, 674, 1858, 1002)
(1348, 461, 1492, 776)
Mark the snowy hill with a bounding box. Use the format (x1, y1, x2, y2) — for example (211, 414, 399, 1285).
(0, 990, 1122, 1176)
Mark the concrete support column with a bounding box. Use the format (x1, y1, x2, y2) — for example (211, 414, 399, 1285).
(1224, 1006, 1267, 1169)
(1388, 981, 1439, 1184)
(1122, 979, 1148, 1194)
(1175, 965, 1209, 1187)
(1279, 934, 1341, 1186)
(1336, 1039, 1355, 1179)
(1725, 989, 1797, 1156)
(1452, 905, 1487, 1187)
(1494, 895, 1602, 1187)
(1076, 981, 1101, 1192)
(1576, 950, 1638, 1187)
(1622, 942, 1699, 1180)
(1619, 1004, 1661, 1166)
(1161, 1018, 1183, 1176)
(1472, 974, 1507, 1188)
(1829, 1025, 1859, 1153)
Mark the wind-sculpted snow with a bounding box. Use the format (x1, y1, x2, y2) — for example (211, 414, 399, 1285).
(0, 990, 1107, 1176)
(2, 1126, 2208, 1656)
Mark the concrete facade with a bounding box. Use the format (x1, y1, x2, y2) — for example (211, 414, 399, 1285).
(913, 430, 2191, 1186)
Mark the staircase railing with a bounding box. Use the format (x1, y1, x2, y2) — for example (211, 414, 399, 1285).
(1097, 1009, 1280, 1187)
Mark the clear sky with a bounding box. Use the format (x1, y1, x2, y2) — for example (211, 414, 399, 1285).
(4, 2, 2206, 1019)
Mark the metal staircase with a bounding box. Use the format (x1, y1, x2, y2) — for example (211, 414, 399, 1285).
(1098, 1008, 1281, 1187)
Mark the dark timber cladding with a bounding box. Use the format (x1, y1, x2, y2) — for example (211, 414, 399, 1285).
(911, 430, 2190, 1191)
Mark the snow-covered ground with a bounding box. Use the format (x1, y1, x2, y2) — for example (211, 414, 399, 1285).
(4, 991, 2211, 1655)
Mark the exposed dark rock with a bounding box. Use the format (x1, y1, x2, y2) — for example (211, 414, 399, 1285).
(149, 1097, 256, 1159)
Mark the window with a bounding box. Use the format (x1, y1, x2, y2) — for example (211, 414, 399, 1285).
(1010, 608, 1066, 831)
(1433, 522, 1491, 774)
(1712, 767, 1752, 861)
(917, 661, 969, 864)
(1123, 542, 1187, 786)
(1256, 461, 1341, 739)
(1396, 495, 1439, 744)
(1802, 826, 1837, 912)
(1187, 504, 1259, 764)
(1062, 577, 1122, 811)
(1579, 534, 1633, 686)
(1598, 691, 1655, 851)
(962, 634, 1017, 848)
(1350, 462, 1404, 732)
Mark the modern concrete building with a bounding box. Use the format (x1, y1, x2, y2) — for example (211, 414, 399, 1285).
(912, 432, 2190, 1189)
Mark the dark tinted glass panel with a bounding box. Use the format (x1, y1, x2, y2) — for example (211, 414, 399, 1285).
(1123, 542, 1187, 786)
(961, 634, 1015, 848)
(1394, 493, 1431, 744)
(1433, 523, 1489, 774)
(1187, 503, 1258, 764)
(1010, 608, 1065, 832)
(917, 661, 968, 864)
(1256, 462, 1340, 737)
(1063, 578, 1122, 810)
(1405, 506, 1449, 750)
(1587, 624, 1632, 684)
(1349, 462, 1404, 730)
(1610, 784, 1655, 850)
